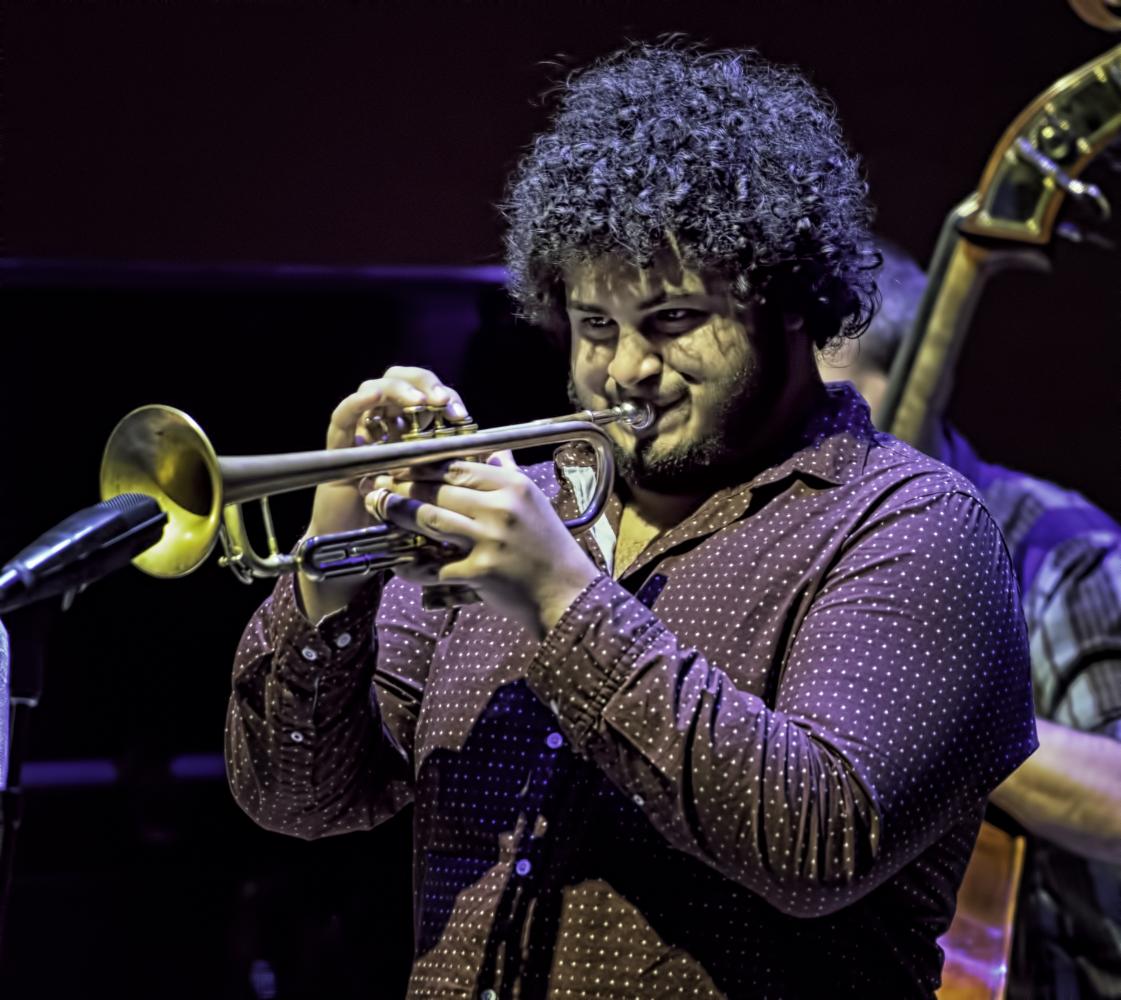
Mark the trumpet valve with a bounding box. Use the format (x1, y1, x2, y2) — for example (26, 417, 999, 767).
(435, 411, 479, 437)
(401, 404, 434, 441)
(432, 408, 461, 438)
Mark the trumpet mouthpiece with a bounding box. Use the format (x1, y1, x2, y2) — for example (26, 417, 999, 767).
(618, 401, 656, 431)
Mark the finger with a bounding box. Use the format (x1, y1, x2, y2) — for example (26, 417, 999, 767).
(382, 367, 470, 420)
(329, 381, 426, 448)
(370, 491, 479, 547)
(330, 387, 385, 449)
(487, 449, 518, 470)
(372, 477, 497, 519)
(392, 553, 454, 587)
(332, 376, 450, 436)
(334, 377, 466, 451)
(434, 553, 490, 587)
(385, 460, 520, 491)
(344, 386, 471, 451)
(383, 366, 449, 401)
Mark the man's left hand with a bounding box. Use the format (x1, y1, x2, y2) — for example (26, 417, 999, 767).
(368, 452, 600, 636)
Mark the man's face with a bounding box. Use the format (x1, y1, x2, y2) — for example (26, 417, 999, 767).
(565, 248, 791, 493)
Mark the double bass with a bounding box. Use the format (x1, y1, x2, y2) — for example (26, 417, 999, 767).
(876, 4, 1121, 996)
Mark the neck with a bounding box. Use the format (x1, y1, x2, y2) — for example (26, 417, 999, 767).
(623, 483, 706, 528)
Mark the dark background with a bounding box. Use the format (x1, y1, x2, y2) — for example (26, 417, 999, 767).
(1, 2, 1119, 997)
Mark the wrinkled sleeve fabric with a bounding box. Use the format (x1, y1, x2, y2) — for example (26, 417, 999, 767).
(1026, 530, 1121, 741)
(526, 486, 1037, 916)
(225, 572, 443, 840)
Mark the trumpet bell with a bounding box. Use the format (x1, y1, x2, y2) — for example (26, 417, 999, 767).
(99, 405, 223, 578)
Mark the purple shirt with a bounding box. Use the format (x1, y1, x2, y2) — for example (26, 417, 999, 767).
(226, 384, 1036, 998)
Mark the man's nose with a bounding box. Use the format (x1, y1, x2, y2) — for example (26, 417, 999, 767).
(607, 326, 661, 390)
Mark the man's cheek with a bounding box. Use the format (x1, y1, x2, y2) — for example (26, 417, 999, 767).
(573, 336, 606, 368)
(570, 366, 606, 404)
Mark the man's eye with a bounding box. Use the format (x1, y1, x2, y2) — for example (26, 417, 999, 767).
(656, 308, 703, 324)
(579, 316, 616, 335)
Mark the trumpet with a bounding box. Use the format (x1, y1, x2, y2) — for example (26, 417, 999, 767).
(99, 400, 654, 588)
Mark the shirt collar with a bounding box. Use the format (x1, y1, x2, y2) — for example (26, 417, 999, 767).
(547, 382, 874, 582)
(746, 381, 874, 491)
(551, 381, 874, 514)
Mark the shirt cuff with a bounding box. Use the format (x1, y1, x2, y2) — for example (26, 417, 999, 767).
(267, 572, 382, 689)
(526, 574, 665, 752)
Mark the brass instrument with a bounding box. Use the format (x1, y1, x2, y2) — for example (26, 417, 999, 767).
(883, 37, 1121, 454)
(99, 401, 653, 591)
(1070, 0, 1121, 30)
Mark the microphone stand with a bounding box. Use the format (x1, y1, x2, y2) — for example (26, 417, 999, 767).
(0, 497, 165, 950)
(0, 600, 51, 951)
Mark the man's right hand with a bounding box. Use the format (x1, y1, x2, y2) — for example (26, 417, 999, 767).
(298, 366, 470, 623)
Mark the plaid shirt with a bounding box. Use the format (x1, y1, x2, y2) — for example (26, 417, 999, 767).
(941, 428, 1121, 1000)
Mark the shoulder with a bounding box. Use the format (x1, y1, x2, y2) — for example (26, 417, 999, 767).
(821, 434, 1021, 586)
(858, 432, 990, 516)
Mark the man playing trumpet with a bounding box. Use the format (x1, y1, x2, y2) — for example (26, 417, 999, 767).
(227, 42, 1036, 997)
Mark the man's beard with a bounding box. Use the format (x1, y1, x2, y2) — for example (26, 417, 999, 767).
(567, 340, 788, 495)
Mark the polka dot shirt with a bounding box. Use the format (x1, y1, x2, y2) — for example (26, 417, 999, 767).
(226, 384, 1037, 998)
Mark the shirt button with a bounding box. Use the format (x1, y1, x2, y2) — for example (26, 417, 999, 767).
(480, 991, 498, 1000)
(632, 794, 645, 807)
(290, 731, 305, 743)
(545, 732, 564, 750)
(301, 647, 318, 662)
(515, 859, 532, 877)
(335, 632, 352, 649)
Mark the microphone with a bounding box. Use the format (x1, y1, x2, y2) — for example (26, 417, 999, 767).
(0, 494, 167, 613)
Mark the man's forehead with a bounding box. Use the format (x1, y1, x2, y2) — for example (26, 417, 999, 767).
(563, 246, 715, 305)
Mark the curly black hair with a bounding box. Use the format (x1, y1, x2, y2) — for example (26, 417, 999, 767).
(502, 40, 879, 348)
